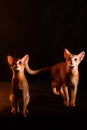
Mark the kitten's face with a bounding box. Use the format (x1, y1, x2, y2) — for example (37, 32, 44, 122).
(11, 58, 24, 72)
(65, 54, 79, 67)
(7, 55, 29, 72)
(64, 48, 85, 68)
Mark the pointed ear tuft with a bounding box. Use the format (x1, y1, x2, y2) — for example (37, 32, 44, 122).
(22, 54, 29, 65)
(78, 51, 85, 62)
(7, 55, 14, 65)
(64, 48, 71, 58)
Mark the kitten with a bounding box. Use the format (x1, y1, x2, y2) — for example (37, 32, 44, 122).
(7, 54, 30, 117)
(51, 49, 85, 107)
(26, 48, 85, 107)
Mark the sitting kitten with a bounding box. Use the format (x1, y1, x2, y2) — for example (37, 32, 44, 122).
(7, 54, 30, 117)
(25, 48, 85, 107)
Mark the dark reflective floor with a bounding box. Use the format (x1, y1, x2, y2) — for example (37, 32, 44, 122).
(0, 75, 87, 128)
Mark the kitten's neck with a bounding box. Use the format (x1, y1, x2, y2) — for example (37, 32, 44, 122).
(66, 63, 79, 75)
(12, 70, 25, 79)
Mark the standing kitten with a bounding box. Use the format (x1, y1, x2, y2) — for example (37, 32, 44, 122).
(51, 49, 85, 107)
(7, 54, 30, 117)
(25, 49, 85, 107)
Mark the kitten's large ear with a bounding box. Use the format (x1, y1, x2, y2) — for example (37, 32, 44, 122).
(22, 54, 29, 65)
(7, 56, 14, 65)
(64, 48, 71, 58)
(78, 51, 85, 62)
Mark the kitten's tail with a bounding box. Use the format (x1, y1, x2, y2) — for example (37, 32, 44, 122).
(25, 64, 51, 75)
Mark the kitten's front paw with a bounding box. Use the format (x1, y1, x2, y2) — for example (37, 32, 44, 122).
(22, 110, 29, 117)
(22, 112, 27, 117)
(64, 101, 69, 107)
(11, 107, 16, 114)
(70, 102, 76, 107)
(26, 109, 29, 114)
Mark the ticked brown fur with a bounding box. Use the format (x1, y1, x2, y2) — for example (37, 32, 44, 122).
(26, 48, 85, 107)
(51, 49, 85, 107)
(7, 55, 30, 117)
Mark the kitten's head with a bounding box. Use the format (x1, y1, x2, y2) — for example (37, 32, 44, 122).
(64, 48, 85, 68)
(7, 55, 29, 72)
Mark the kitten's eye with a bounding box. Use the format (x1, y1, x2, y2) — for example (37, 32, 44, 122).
(74, 58, 77, 61)
(19, 61, 22, 64)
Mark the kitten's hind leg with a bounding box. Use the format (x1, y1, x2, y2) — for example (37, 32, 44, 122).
(11, 107, 16, 114)
(9, 94, 16, 114)
(62, 86, 69, 107)
(60, 87, 64, 98)
(51, 81, 60, 95)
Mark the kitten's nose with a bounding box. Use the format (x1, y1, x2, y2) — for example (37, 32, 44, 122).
(70, 61, 73, 65)
(71, 62, 73, 65)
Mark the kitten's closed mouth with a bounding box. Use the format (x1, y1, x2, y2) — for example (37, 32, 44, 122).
(15, 67, 21, 71)
(69, 64, 75, 68)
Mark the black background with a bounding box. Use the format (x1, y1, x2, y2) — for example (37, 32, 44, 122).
(0, 0, 87, 128)
(0, 0, 87, 88)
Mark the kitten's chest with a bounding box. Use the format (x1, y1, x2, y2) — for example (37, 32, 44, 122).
(66, 69, 79, 86)
(12, 76, 28, 89)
